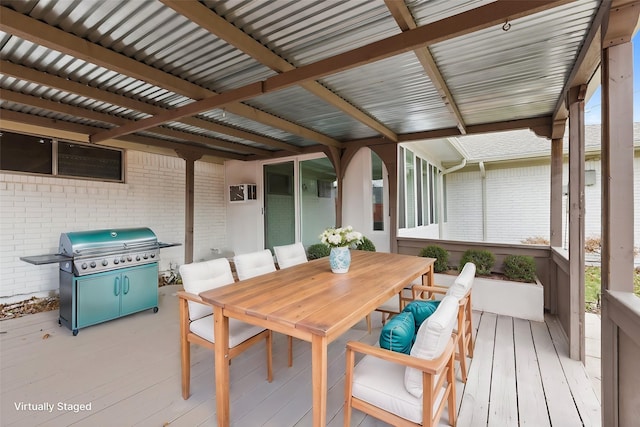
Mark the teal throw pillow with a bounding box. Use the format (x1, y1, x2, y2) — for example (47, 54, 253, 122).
(379, 311, 415, 354)
(403, 300, 441, 329)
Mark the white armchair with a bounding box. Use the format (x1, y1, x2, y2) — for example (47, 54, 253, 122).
(273, 242, 308, 269)
(178, 258, 272, 400)
(344, 295, 459, 426)
(233, 249, 294, 367)
(411, 262, 476, 382)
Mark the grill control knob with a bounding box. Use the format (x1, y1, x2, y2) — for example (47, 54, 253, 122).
(143, 253, 148, 259)
(113, 258, 120, 265)
(127, 255, 132, 262)
(120, 256, 126, 263)
(136, 255, 141, 261)
(102, 259, 108, 267)
(150, 253, 156, 258)
(81, 263, 88, 270)
(90, 261, 96, 268)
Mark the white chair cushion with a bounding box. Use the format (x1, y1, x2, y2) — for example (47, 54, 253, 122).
(179, 258, 235, 321)
(404, 295, 458, 398)
(234, 249, 276, 280)
(352, 354, 446, 424)
(446, 262, 476, 300)
(274, 242, 308, 269)
(190, 315, 266, 349)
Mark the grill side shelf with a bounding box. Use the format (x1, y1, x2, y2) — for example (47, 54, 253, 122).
(158, 242, 181, 249)
(20, 254, 72, 265)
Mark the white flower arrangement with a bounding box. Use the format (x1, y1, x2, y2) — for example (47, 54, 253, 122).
(319, 225, 363, 248)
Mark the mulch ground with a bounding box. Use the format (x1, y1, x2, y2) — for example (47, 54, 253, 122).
(0, 296, 60, 320)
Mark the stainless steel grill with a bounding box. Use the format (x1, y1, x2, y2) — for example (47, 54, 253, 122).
(21, 227, 177, 335)
(58, 228, 160, 276)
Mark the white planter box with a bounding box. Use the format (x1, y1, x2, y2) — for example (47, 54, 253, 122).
(433, 273, 544, 322)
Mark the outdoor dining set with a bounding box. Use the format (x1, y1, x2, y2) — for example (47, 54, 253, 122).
(177, 245, 476, 427)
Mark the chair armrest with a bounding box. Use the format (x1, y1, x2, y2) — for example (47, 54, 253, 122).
(411, 284, 448, 300)
(177, 290, 209, 305)
(346, 338, 455, 375)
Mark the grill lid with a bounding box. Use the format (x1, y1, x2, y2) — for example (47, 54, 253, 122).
(59, 227, 158, 256)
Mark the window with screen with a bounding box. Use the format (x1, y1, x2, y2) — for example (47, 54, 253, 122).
(0, 131, 53, 174)
(0, 131, 123, 182)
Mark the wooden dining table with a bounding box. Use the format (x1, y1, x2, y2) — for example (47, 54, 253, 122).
(199, 250, 435, 427)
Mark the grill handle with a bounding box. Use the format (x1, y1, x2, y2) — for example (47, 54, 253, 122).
(114, 277, 121, 296)
(123, 276, 130, 295)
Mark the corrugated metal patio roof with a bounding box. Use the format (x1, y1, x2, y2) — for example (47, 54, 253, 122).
(0, 0, 613, 162)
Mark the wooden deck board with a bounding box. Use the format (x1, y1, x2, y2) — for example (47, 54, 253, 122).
(545, 315, 602, 427)
(513, 317, 551, 427)
(530, 320, 584, 427)
(0, 286, 600, 426)
(489, 315, 518, 426)
(457, 312, 497, 426)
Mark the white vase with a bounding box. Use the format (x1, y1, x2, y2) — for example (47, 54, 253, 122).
(329, 246, 351, 273)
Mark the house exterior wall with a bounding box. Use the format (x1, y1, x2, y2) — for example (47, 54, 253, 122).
(224, 153, 339, 255)
(0, 151, 226, 303)
(444, 155, 640, 250)
(442, 170, 484, 241)
(342, 147, 391, 253)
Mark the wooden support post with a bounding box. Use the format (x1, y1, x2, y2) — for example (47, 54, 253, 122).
(549, 137, 564, 249)
(567, 85, 586, 362)
(548, 136, 564, 314)
(601, 40, 634, 427)
(176, 150, 203, 264)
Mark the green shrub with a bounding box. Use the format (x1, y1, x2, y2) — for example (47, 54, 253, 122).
(356, 236, 376, 252)
(307, 243, 330, 260)
(418, 245, 449, 273)
(459, 249, 494, 276)
(504, 254, 537, 283)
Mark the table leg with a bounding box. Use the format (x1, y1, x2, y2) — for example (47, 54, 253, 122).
(214, 307, 230, 427)
(423, 265, 435, 287)
(311, 334, 328, 426)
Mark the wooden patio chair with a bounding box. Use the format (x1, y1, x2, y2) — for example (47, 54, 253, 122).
(273, 242, 308, 269)
(411, 262, 476, 382)
(178, 258, 273, 400)
(233, 249, 294, 367)
(344, 295, 459, 427)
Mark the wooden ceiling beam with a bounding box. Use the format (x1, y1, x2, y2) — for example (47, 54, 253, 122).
(161, 0, 398, 142)
(0, 5, 340, 148)
(90, 82, 263, 143)
(398, 116, 553, 141)
(552, 0, 611, 137)
(0, 109, 246, 160)
(0, 60, 302, 153)
(384, 0, 467, 135)
(0, 88, 270, 156)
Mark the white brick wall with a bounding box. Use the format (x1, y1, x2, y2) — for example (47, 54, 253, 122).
(484, 164, 551, 243)
(0, 150, 226, 303)
(444, 157, 640, 248)
(444, 170, 484, 241)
